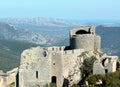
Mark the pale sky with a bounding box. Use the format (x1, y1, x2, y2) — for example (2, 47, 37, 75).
(0, 0, 120, 20)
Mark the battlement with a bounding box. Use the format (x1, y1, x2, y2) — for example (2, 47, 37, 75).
(29, 46, 66, 52)
(64, 49, 84, 55)
(47, 46, 65, 51)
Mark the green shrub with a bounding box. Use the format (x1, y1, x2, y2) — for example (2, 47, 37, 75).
(9, 82, 15, 87)
(86, 71, 120, 87)
(85, 85, 95, 87)
(81, 56, 96, 77)
(43, 84, 49, 87)
(71, 84, 80, 87)
(50, 83, 57, 87)
(86, 74, 103, 85)
(44, 83, 57, 87)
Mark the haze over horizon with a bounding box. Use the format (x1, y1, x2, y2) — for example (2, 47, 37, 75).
(0, 0, 120, 21)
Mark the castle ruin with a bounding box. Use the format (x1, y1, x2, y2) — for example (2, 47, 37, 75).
(16, 26, 119, 87)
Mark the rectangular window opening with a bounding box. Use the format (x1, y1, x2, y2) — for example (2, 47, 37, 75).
(36, 71, 38, 79)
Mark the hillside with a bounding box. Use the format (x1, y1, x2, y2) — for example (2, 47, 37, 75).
(0, 18, 79, 45)
(0, 39, 38, 72)
(96, 25, 120, 57)
(0, 22, 46, 44)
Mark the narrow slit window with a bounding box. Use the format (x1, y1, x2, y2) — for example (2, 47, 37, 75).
(36, 71, 38, 79)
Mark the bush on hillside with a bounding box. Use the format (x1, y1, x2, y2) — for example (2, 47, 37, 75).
(86, 71, 120, 87)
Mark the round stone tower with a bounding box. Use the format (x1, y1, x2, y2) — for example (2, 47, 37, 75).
(70, 26, 101, 51)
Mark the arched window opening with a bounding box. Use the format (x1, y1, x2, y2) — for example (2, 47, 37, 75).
(51, 76, 57, 84)
(76, 29, 91, 34)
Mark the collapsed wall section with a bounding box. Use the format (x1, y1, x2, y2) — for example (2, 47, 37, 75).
(62, 49, 85, 85)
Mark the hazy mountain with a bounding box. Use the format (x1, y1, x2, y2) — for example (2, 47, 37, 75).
(0, 19, 120, 56)
(0, 18, 80, 45)
(0, 22, 47, 44)
(0, 18, 80, 27)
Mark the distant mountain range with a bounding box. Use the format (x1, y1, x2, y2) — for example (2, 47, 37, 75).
(0, 18, 80, 27)
(0, 22, 46, 44)
(0, 18, 120, 71)
(0, 18, 80, 45)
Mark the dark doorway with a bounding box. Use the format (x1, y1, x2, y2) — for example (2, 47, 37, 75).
(105, 69, 108, 73)
(62, 78, 69, 87)
(116, 62, 120, 70)
(52, 76, 57, 83)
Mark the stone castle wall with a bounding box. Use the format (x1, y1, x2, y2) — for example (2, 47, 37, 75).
(51, 50, 63, 87)
(19, 47, 51, 87)
(94, 35, 101, 50)
(93, 56, 119, 74)
(18, 26, 102, 87)
(70, 34, 95, 50)
(18, 46, 86, 87)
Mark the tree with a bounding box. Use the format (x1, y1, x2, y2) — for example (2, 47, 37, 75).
(81, 56, 96, 77)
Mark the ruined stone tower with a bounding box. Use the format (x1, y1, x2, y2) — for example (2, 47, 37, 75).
(70, 26, 100, 51)
(17, 26, 101, 87)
